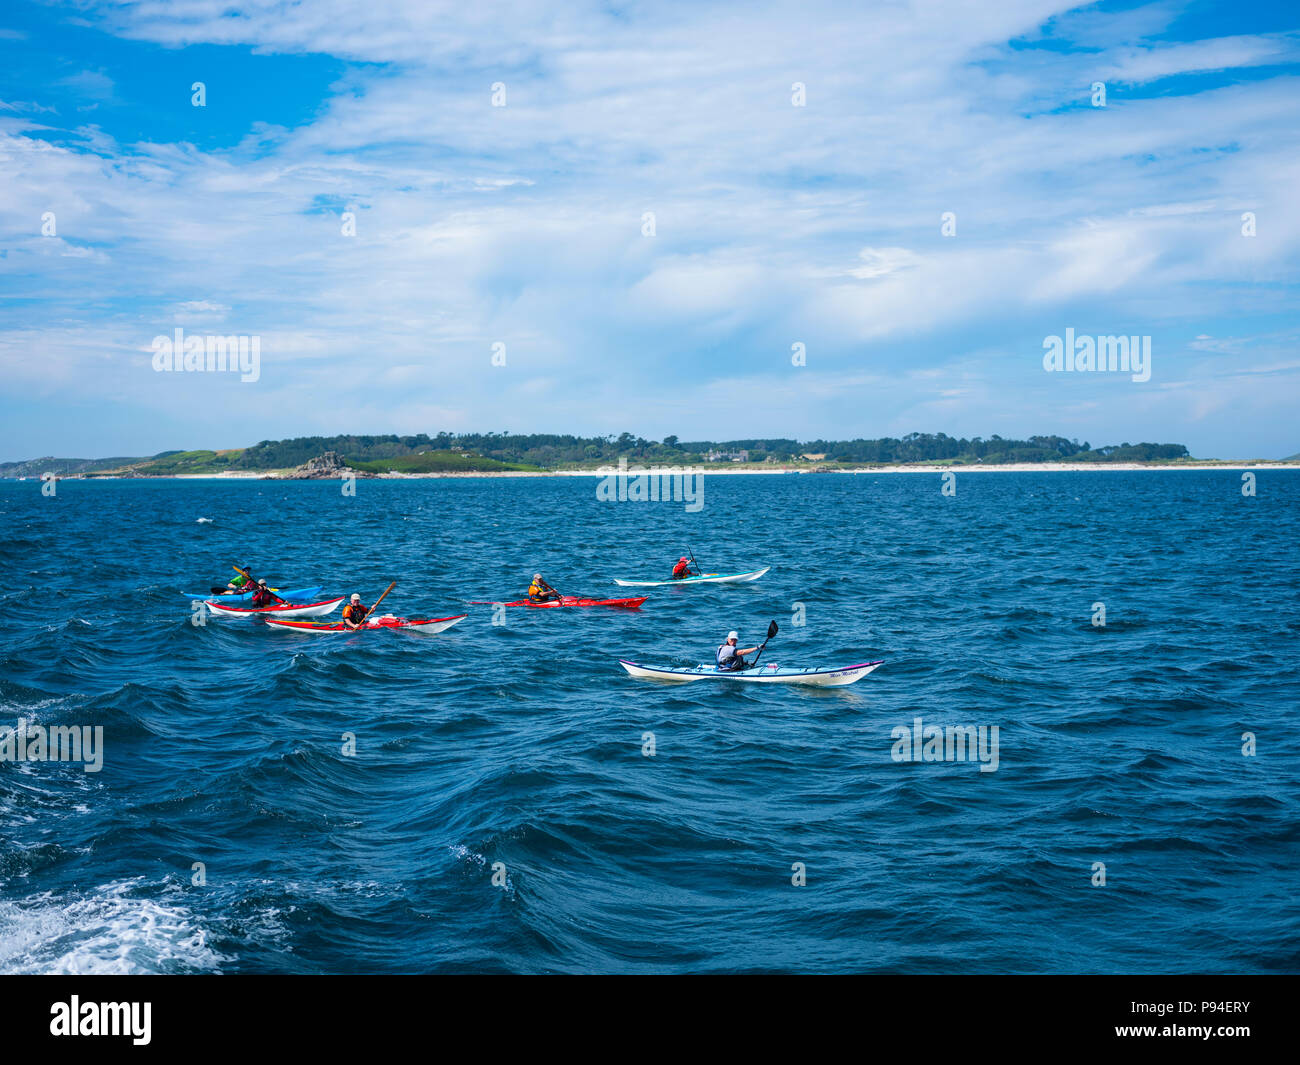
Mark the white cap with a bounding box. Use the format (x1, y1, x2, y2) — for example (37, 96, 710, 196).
(727, 630, 738, 641)
(351, 594, 362, 601)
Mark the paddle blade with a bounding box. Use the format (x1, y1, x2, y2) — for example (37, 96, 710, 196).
(364, 581, 397, 618)
(767, 620, 779, 638)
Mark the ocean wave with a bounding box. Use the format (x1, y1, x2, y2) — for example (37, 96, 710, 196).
(2, 472, 1297, 973)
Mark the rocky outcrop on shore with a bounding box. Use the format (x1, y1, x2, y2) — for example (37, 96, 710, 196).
(288, 451, 374, 479)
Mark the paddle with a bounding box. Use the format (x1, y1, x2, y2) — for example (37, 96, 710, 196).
(232, 564, 289, 604)
(526, 577, 569, 603)
(748, 620, 779, 668)
(688, 546, 703, 577)
(356, 581, 396, 626)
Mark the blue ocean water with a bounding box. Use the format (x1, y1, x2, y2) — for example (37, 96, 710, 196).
(1, 471, 1297, 974)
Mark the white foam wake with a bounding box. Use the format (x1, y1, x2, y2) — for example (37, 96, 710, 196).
(0, 879, 226, 974)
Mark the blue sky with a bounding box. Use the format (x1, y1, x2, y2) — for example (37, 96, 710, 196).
(1, 0, 1298, 460)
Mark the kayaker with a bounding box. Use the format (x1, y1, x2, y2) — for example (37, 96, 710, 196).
(716, 630, 759, 672)
(210, 568, 253, 595)
(342, 594, 369, 629)
(671, 556, 696, 579)
(527, 573, 561, 603)
(249, 579, 276, 608)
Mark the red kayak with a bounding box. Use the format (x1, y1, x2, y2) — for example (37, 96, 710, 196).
(266, 613, 467, 634)
(489, 596, 647, 610)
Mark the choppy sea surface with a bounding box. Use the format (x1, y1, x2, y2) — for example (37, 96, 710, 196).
(1, 472, 1297, 974)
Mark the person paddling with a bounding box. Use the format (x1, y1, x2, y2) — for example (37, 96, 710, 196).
(342, 594, 369, 629)
(716, 630, 760, 672)
(249, 579, 276, 608)
(210, 567, 254, 596)
(671, 556, 697, 580)
(527, 573, 561, 603)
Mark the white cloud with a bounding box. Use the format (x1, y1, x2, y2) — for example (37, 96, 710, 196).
(2, 1, 1299, 457)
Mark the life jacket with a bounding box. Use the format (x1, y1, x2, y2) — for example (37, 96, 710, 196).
(716, 643, 740, 670)
(528, 580, 550, 599)
(251, 587, 274, 607)
(231, 575, 250, 589)
(343, 603, 367, 625)
(672, 560, 691, 578)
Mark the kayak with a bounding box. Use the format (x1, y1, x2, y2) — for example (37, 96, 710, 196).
(265, 613, 467, 634)
(204, 596, 344, 619)
(613, 567, 769, 587)
(618, 659, 883, 686)
(495, 596, 647, 609)
(183, 585, 323, 604)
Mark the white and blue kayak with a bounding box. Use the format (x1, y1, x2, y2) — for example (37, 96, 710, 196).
(618, 659, 882, 686)
(204, 596, 344, 619)
(182, 584, 324, 604)
(612, 566, 769, 588)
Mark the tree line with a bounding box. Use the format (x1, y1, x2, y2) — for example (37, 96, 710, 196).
(224, 431, 1190, 469)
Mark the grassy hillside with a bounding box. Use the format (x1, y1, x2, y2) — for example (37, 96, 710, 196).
(349, 450, 540, 474)
(131, 450, 237, 475)
(0, 456, 147, 478)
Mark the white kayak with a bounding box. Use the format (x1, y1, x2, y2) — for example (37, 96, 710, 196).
(264, 613, 467, 634)
(204, 596, 344, 619)
(612, 566, 770, 587)
(618, 659, 883, 687)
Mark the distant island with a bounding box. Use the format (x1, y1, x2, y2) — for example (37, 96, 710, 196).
(3, 431, 1280, 480)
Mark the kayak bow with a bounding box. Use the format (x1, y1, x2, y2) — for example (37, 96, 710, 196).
(612, 567, 769, 587)
(618, 659, 883, 687)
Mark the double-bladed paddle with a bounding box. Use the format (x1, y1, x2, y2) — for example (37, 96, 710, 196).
(749, 620, 779, 668)
(355, 581, 396, 626)
(468, 578, 573, 605)
(231, 564, 289, 604)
